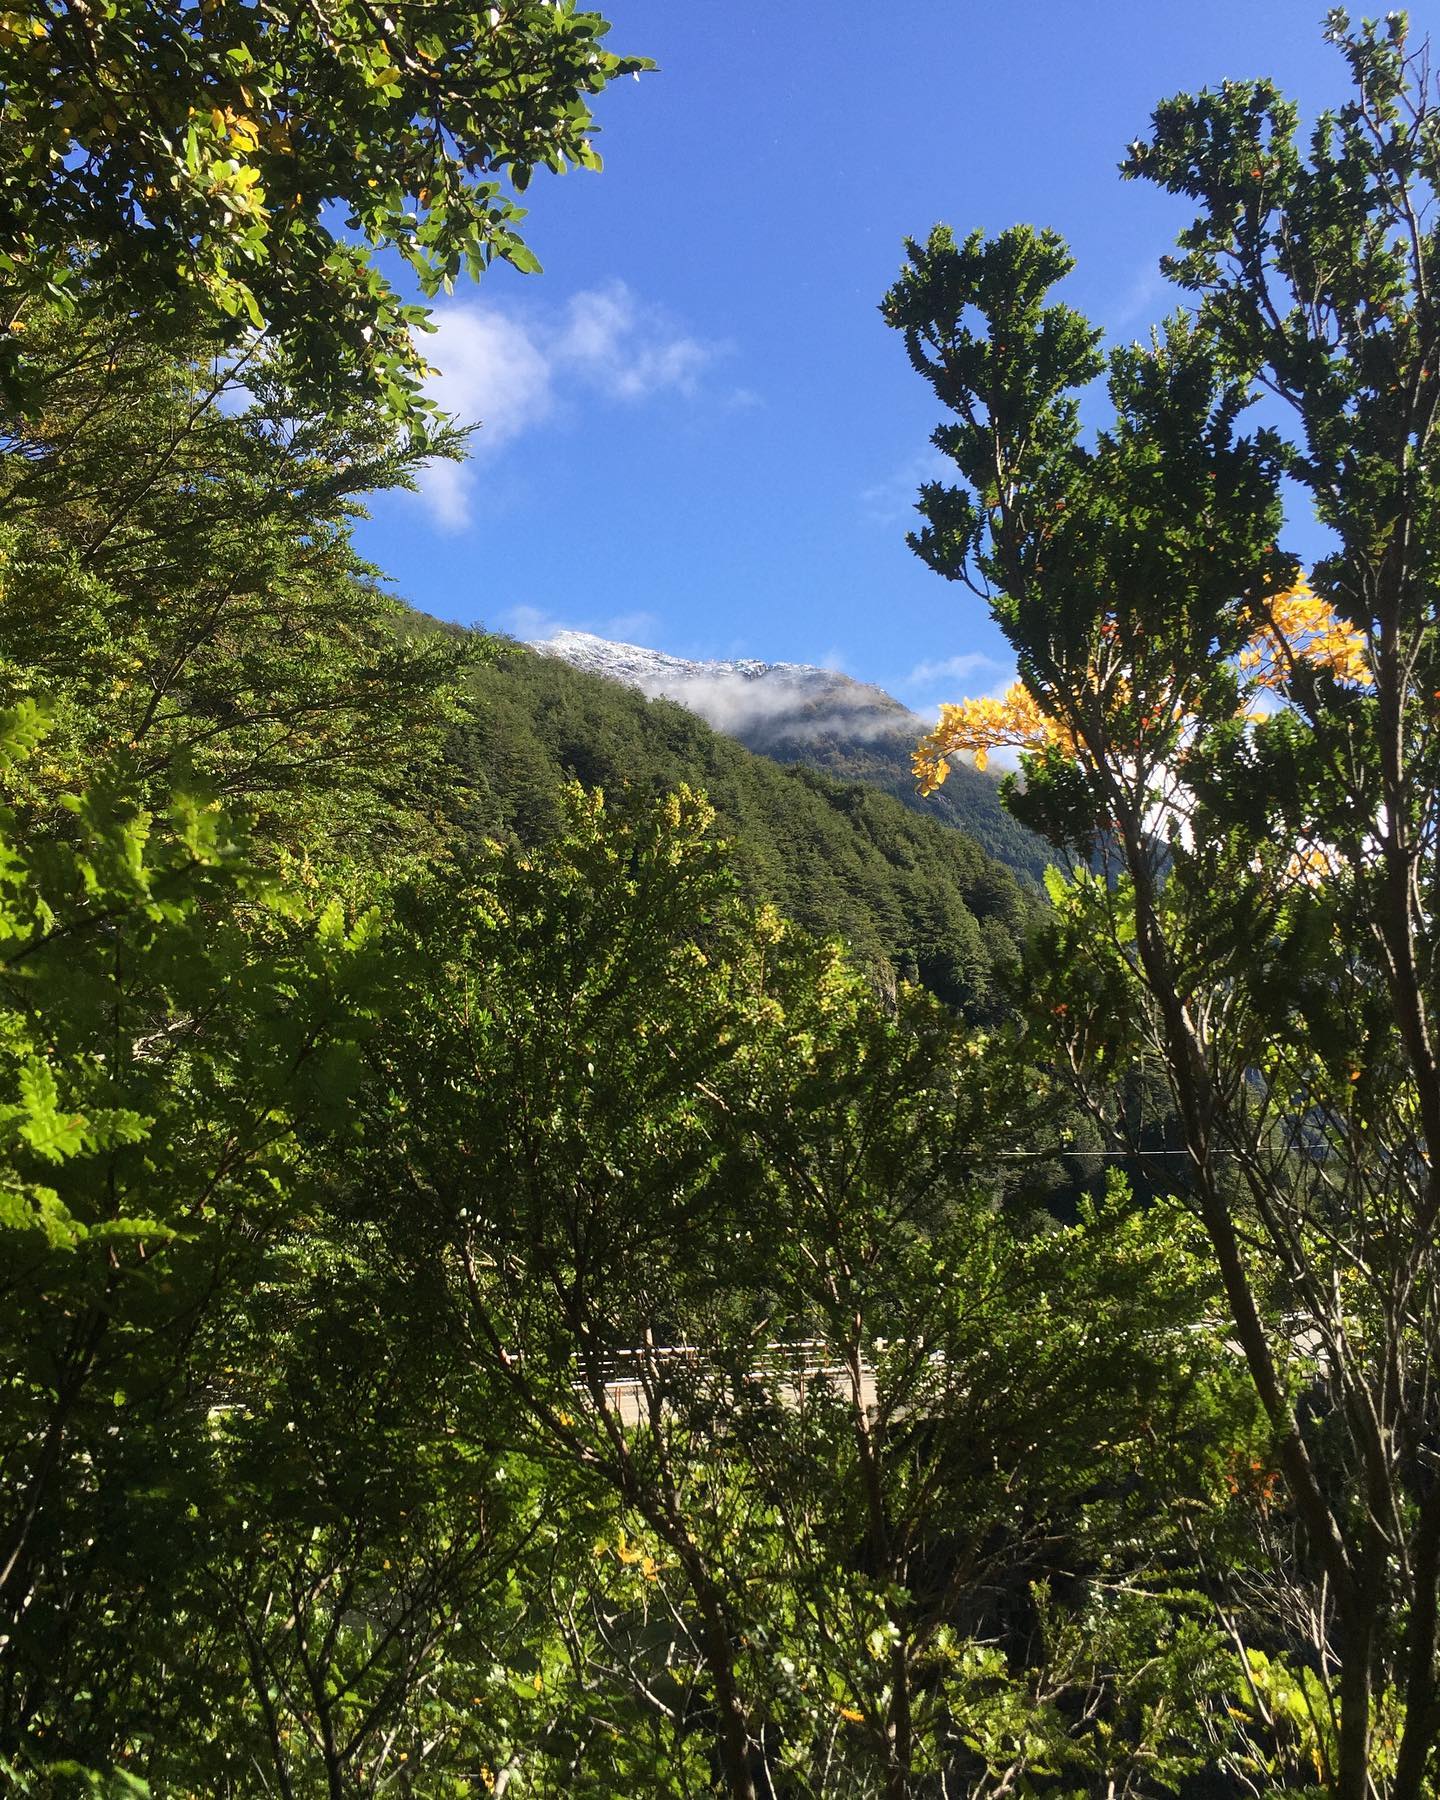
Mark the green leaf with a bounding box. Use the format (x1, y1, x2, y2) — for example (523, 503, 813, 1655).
(0, 697, 49, 765)
(504, 241, 543, 276)
(16, 1058, 85, 1163)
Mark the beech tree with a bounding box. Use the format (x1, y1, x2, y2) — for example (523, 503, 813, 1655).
(368, 787, 1263, 1799)
(0, 0, 648, 419)
(883, 13, 1440, 1797)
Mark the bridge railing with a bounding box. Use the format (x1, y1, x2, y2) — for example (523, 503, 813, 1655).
(583, 1341, 873, 1424)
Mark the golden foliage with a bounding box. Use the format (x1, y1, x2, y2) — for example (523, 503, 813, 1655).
(1238, 576, 1369, 689)
(915, 578, 1368, 795)
(914, 683, 1077, 795)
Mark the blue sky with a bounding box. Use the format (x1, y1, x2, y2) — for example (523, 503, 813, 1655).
(354, 2, 1404, 721)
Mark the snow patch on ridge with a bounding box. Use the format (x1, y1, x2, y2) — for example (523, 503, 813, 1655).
(528, 630, 926, 746)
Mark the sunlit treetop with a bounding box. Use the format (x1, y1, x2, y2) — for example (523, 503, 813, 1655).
(0, 0, 650, 420)
(1236, 577, 1371, 691)
(913, 575, 1368, 794)
(916, 680, 1078, 786)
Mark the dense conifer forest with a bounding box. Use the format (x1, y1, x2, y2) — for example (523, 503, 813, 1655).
(2, 6, 1440, 1798)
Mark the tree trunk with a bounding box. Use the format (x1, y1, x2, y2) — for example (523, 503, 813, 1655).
(695, 1587, 758, 1800)
(1392, 1487, 1440, 1799)
(1336, 1599, 1374, 1800)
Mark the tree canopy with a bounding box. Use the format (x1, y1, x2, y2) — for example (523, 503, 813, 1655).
(885, 11, 1440, 1796)
(0, 0, 649, 418)
(4, 3, 1437, 1796)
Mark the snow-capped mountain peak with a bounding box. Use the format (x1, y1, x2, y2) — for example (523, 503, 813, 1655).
(528, 630, 922, 747)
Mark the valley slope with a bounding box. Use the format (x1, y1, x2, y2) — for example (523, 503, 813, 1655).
(529, 630, 1050, 883)
(438, 641, 1045, 1019)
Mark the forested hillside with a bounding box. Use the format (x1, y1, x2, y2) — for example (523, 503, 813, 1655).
(749, 713, 1049, 878)
(442, 644, 1035, 1016)
(526, 629, 1054, 879)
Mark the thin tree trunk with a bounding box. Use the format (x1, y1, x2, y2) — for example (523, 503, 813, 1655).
(1336, 1597, 1374, 1800)
(1111, 802, 1378, 1797)
(1392, 1487, 1440, 1799)
(693, 1580, 758, 1800)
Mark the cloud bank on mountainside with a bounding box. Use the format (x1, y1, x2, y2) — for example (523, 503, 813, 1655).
(530, 630, 925, 747)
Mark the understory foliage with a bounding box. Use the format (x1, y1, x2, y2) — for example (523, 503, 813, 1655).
(0, 4, 1428, 1798)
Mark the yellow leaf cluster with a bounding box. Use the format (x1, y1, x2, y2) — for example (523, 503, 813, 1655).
(1283, 844, 1341, 886)
(913, 681, 1077, 795)
(916, 577, 1369, 796)
(218, 110, 262, 155)
(1237, 577, 1369, 689)
(594, 1527, 663, 1581)
(0, 12, 47, 44)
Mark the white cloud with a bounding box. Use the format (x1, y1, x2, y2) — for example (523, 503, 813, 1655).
(497, 602, 560, 641)
(492, 602, 662, 647)
(414, 282, 724, 529)
(603, 609, 663, 644)
(902, 651, 1003, 690)
(413, 309, 554, 528)
(545, 657, 910, 746)
(418, 459, 476, 533)
(1109, 262, 1172, 334)
(425, 308, 554, 448)
(555, 283, 713, 400)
